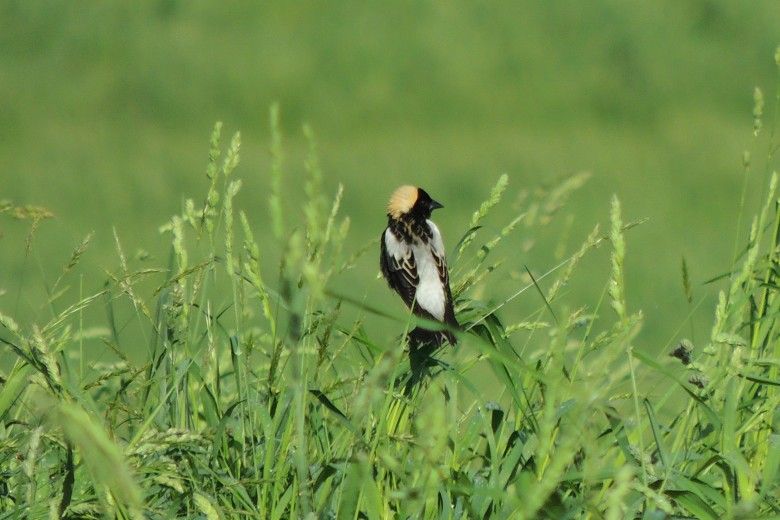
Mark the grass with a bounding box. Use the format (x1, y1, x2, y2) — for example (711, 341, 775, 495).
(2, 52, 780, 516)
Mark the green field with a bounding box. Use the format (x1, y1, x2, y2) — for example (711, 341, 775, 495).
(2, 2, 779, 348)
(1, 2, 780, 518)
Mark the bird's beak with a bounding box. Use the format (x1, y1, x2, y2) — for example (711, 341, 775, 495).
(430, 199, 444, 211)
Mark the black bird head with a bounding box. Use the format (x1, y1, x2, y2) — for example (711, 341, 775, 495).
(387, 185, 444, 222)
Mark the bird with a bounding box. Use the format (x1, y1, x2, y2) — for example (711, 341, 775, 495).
(379, 185, 459, 350)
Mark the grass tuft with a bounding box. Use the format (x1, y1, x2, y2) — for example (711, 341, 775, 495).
(1, 53, 780, 520)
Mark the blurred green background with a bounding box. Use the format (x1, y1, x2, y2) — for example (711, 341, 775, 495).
(1, 1, 778, 353)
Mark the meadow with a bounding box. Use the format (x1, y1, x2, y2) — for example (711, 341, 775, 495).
(2, 1, 779, 350)
(1, 2, 780, 518)
(1, 101, 780, 517)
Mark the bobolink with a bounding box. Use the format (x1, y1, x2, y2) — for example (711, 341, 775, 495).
(380, 185, 459, 347)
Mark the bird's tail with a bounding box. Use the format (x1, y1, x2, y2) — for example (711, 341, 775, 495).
(408, 326, 456, 348)
(403, 326, 456, 393)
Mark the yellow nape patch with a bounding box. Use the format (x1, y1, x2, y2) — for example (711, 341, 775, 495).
(387, 185, 419, 218)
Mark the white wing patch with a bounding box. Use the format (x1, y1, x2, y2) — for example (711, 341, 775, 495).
(427, 220, 446, 257)
(411, 222, 447, 321)
(384, 228, 409, 260)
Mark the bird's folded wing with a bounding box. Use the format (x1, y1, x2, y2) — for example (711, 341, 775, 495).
(380, 229, 418, 309)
